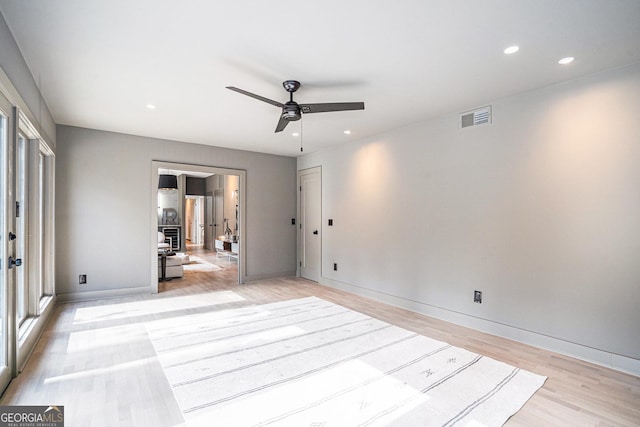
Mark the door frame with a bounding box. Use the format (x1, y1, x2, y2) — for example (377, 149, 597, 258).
(0, 97, 16, 391)
(150, 161, 247, 291)
(297, 166, 322, 281)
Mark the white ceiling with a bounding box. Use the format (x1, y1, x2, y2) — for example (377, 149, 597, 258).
(1, 1, 639, 157)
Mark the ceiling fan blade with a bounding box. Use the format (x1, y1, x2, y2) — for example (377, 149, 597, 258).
(274, 116, 289, 133)
(300, 102, 364, 114)
(226, 86, 283, 108)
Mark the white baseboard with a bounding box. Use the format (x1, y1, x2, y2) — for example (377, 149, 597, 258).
(56, 286, 153, 303)
(320, 277, 640, 378)
(245, 271, 297, 282)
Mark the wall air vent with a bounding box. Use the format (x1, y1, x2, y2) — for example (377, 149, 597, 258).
(460, 105, 492, 128)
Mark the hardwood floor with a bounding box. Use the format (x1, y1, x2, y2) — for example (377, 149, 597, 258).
(1, 253, 638, 426)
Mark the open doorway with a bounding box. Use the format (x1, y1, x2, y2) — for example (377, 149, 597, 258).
(185, 196, 205, 246)
(151, 161, 246, 293)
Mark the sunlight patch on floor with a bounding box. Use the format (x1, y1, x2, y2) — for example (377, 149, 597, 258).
(43, 356, 157, 385)
(66, 323, 144, 353)
(73, 290, 245, 325)
(143, 304, 272, 337)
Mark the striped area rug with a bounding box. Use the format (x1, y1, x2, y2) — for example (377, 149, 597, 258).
(146, 297, 546, 426)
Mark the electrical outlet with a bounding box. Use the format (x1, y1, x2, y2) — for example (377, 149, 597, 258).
(474, 290, 482, 303)
(333, 263, 338, 271)
(79, 274, 87, 285)
(328, 219, 333, 226)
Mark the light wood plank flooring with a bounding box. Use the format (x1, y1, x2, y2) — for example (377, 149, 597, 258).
(2, 247, 639, 426)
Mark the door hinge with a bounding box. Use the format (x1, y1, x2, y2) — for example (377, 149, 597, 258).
(299, 261, 302, 267)
(299, 185, 302, 191)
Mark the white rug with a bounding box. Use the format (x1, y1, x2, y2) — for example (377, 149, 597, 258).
(146, 297, 546, 426)
(182, 255, 222, 272)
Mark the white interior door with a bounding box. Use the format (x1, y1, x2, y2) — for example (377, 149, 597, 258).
(197, 196, 205, 245)
(191, 198, 198, 244)
(204, 195, 213, 250)
(299, 167, 321, 282)
(214, 191, 223, 240)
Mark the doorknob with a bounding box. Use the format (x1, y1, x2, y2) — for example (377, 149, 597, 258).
(8, 256, 22, 269)
(313, 230, 318, 235)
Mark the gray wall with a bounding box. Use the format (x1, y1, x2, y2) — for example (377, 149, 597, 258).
(299, 63, 640, 373)
(0, 9, 58, 373)
(56, 126, 297, 297)
(0, 11, 55, 145)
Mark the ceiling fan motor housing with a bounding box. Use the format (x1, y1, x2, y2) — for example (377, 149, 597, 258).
(282, 101, 301, 121)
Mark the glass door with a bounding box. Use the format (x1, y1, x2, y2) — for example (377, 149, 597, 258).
(16, 134, 27, 327)
(0, 90, 15, 392)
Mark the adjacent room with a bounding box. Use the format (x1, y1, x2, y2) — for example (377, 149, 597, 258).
(156, 167, 241, 285)
(0, 1, 638, 426)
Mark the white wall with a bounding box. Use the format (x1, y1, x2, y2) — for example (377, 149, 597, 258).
(298, 63, 640, 374)
(56, 125, 297, 297)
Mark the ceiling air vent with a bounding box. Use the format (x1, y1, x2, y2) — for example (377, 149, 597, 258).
(461, 105, 492, 128)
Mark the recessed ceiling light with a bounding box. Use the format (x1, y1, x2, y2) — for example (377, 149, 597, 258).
(504, 45, 519, 54)
(146, 104, 156, 109)
(558, 56, 574, 65)
(292, 132, 299, 137)
(343, 130, 351, 135)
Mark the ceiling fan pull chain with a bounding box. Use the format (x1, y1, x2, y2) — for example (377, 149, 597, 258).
(300, 116, 304, 152)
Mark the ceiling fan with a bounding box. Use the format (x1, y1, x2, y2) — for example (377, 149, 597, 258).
(226, 80, 364, 133)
